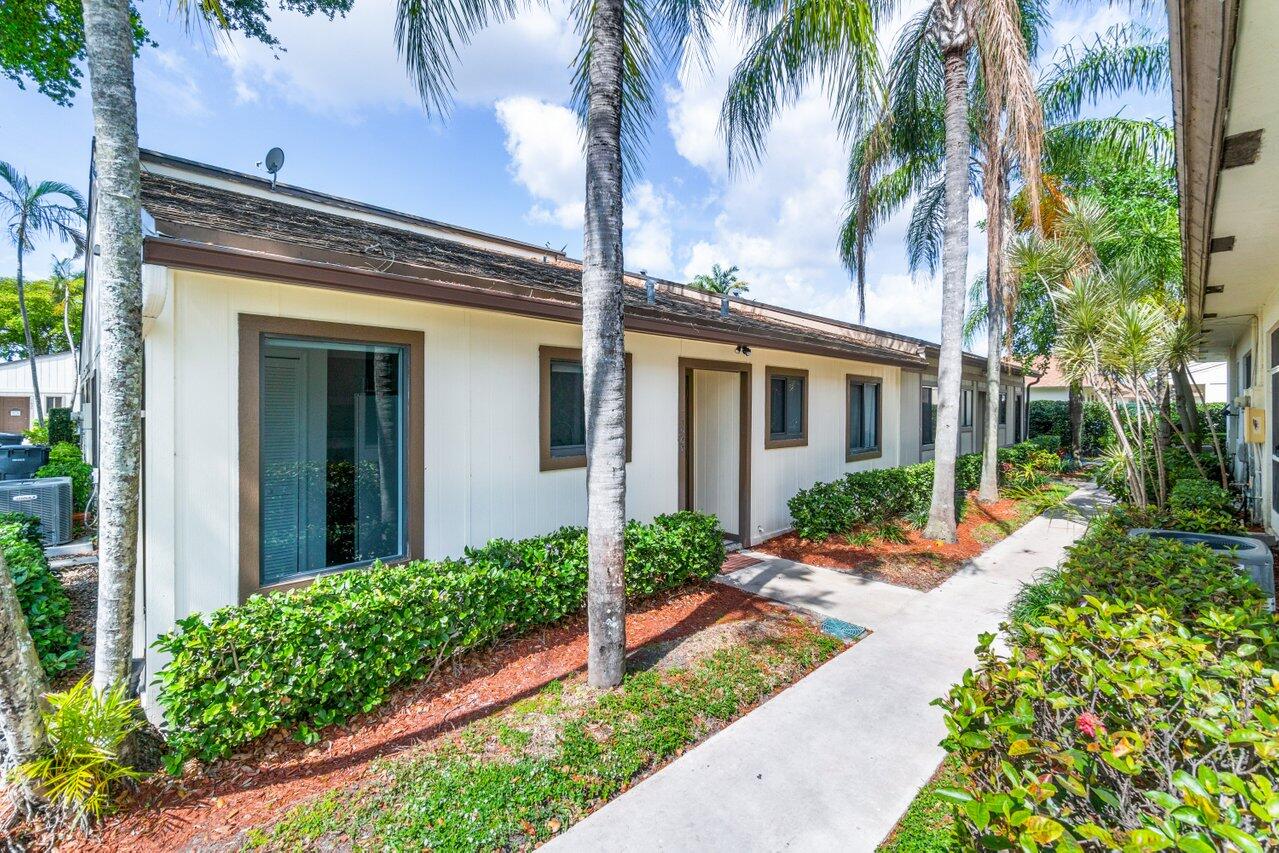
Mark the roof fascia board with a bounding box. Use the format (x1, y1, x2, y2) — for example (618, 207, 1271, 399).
(143, 236, 928, 369)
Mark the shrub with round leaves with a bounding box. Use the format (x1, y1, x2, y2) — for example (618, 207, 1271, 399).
(153, 512, 725, 766)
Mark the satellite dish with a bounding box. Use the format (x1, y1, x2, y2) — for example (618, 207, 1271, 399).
(263, 147, 285, 187)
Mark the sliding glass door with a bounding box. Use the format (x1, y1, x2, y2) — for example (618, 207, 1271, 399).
(259, 337, 407, 586)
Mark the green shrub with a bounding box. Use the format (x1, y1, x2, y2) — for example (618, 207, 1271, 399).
(2, 518, 82, 677)
(153, 512, 726, 765)
(936, 524, 1278, 850)
(1027, 400, 1112, 454)
(1167, 477, 1244, 534)
(37, 441, 93, 511)
(13, 676, 145, 830)
(47, 407, 76, 446)
(788, 442, 1057, 541)
(1029, 433, 1061, 453)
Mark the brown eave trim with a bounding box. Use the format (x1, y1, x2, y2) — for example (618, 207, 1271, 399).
(144, 237, 928, 369)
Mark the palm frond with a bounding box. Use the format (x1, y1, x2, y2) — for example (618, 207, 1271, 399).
(1038, 23, 1169, 125)
(1044, 116, 1174, 181)
(905, 179, 946, 277)
(395, 0, 521, 117)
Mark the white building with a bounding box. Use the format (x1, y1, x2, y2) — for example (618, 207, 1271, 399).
(0, 351, 78, 433)
(80, 151, 1028, 706)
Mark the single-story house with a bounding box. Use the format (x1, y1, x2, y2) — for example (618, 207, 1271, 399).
(0, 351, 78, 433)
(79, 150, 1028, 705)
(1170, 0, 1276, 527)
(1026, 357, 1228, 405)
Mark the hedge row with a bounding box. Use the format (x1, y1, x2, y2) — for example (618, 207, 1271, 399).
(153, 511, 726, 765)
(1028, 400, 1227, 456)
(1, 513, 83, 677)
(936, 519, 1278, 850)
(787, 441, 1059, 541)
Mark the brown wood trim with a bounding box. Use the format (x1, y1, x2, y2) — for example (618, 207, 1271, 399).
(538, 346, 632, 471)
(677, 358, 752, 546)
(763, 366, 809, 449)
(144, 237, 928, 370)
(845, 374, 883, 463)
(238, 314, 425, 602)
(1222, 129, 1263, 169)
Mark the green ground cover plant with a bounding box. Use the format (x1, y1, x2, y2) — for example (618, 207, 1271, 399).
(37, 441, 93, 511)
(878, 756, 965, 852)
(153, 512, 725, 766)
(931, 515, 1278, 851)
(250, 623, 843, 851)
(1, 512, 82, 676)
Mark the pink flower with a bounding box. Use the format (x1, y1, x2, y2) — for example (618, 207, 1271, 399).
(1076, 711, 1104, 739)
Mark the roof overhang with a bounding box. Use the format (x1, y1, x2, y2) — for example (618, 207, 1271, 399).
(1171, 0, 1279, 358)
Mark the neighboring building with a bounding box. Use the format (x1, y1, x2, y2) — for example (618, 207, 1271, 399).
(1027, 357, 1228, 404)
(0, 351, 78, 433)
(1171, 0, 1277, 526)
(80, 151, 1027, 706)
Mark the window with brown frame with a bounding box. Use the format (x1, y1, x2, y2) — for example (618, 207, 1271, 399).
(960, 387, 974, 429)
(921, 382, 938, 448)
(238, 315, 424, 601)
(539, 346, 632, 471)
(846, 375, 882, 461)
(765, 366, 808, 448)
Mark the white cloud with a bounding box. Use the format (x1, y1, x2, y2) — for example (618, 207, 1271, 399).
(494, 97, 584, 228)
(218, 0, 577, 120)
(137, 49, 210, 119)
(626, 182, 677, 275)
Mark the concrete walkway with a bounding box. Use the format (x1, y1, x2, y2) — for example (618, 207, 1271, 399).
(548, 485, 1104, 853)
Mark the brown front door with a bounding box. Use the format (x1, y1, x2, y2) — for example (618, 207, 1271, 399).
(0, 397, 29, 434)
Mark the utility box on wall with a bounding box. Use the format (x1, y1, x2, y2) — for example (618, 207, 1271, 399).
(1245, 407, 1267, 444)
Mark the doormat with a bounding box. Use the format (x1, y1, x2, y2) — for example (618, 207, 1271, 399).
(721, 552, 764, 574)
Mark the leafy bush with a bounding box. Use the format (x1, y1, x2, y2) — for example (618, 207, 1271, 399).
(23, 420, 49, 444)
(2, 517, 82, 676)
(1167, 477, 1244, 534)
(936, 524, 1278, 850)
(1028, 433, 1061, 453)
(12, 676, 145, 830)
(47, 407, 76, 446)
(788, 442, 1058, 541)
(1027, 400, 1112, 454)
(153, 512, 726, 765)
(37, 441, 93, 512)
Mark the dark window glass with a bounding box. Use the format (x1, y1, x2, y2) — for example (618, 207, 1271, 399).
(260, 338, 406, 586)
(961, 389, 973, 427)
(1243, 352, 1254, 389)
(769, 375, 805, 440)
(999, 391, 1008, 425)
(1014, 394, 1023, 441)
(549, 359, 587, 457)
(849, 380, 879, 453)
(921, 384, 937, 446)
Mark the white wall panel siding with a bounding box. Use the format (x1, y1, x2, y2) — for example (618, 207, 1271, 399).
(0, 351, 79, 425)
(691, 370, 740, 536)
(139, 268, 1024, 699)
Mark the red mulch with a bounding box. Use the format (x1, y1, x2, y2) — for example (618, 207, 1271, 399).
(52, 584, 779, 853)
(754, 493, 1030, 591)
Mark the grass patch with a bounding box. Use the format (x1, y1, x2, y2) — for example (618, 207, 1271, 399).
(255, 623, 842, 851)
(877, 756, 964, 852)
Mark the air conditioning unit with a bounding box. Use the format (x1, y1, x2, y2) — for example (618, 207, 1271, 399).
(0, 478, 73, 545)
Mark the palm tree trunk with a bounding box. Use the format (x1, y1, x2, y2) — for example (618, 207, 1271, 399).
(1067, 381, 1083, 456)
(82, 0, 144, 696)
(64, 290, 80, 410)
(979, 147, 1005, 504)
(923, 43, 971, 543)
(15, 234, 45, 429)
(1171, 362, 1201, 450)
(0, 550, 48, 790)
(581, 0, 627, 689)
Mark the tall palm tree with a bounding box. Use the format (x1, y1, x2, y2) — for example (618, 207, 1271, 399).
(49, 258, 83, 409)
(0, 163, 86, 431)
(845, 19, 1168, 516)
(396, 0, 716, 688)
(80, 0, 145, 697)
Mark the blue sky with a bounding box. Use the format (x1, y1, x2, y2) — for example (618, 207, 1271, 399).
(0, 0, 1169, 344)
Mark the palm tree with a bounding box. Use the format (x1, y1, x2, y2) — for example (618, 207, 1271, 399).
(49, 258, 82, 409)
(845, 19, 1168, 517)
(396, 0, 716, 688)
(0, 163, 86, 431)
(692, 263, 750, 295)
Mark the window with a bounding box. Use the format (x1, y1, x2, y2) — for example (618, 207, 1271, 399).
(259, 336, 408, 587)
(999, 390, 1008, 425)
(539, 346, 632, 470)
(846, 376, 881, 461)
(1014, 393, 1023, 441)
(921, 383, 938, 448)
(45, 396, 64, 410)
(960, 387, 974, 428)
(765, 367, 808, 448)
(1243, 351, 1254, 390)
